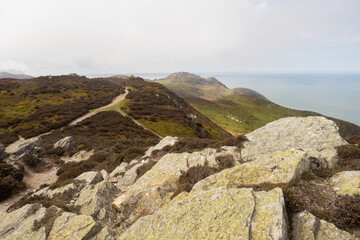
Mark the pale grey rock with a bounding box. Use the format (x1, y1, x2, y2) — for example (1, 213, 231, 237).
(329, 171, 360, 196)
(100, 169, 110, 181)
(54, 136, 75, 149)
(113, 147, 243, 230)
(242, 116, 348, 168)
(119, 187, 287, 240)
(192, 149, 310, 192)
(292, 211, 357, 240)
(118, 159, 151, 187)
(109, 162, 128, 178)
(128, 159, 138, 168)
(32, 183, 79, 199)
(0, 204, 47, 240)
(75, 171, 103, 184)
(9, 136, 45, 160)
(93, 227, 119, 240)
(66, 149, 94, 162)
(48, 212, 101, 240)
(143, 136, 178, 158)
(74, 181, 118, 224)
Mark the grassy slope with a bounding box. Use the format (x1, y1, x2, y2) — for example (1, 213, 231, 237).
(158, 75, 360, 137)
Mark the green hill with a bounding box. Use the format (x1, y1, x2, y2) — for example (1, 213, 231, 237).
(157, 72, 360, 137)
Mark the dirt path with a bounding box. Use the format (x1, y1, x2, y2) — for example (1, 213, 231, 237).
(0, 166, 58, 213)
(69, 89, 129, 126)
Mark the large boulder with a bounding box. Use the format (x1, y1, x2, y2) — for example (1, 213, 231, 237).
(54, 136, 75, 149)
(242, 116, 348, 168)
(292, 211, 357, 240)
(8, 136, 45, 160)
(48, 212, 101, 240)
(0, 204, 49, 240)
(192, 149, 309, 192)
(74, 181, 118, 224)
(119, 187, 287, 240)
(143, 136, 178, 158)
(112, 147, 242, 229)
(329, 171, 360, 196)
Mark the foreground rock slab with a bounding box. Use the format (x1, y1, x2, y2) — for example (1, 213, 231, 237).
(192, 149, 309, 192)
(292, 211, 357, 240)
(0, 204, 47, 240)
(112, 147, 241, 228)
(119, 187, 287, 240)
(242, 116, 347, 168)
(329, 171, 360, 196)
(48, 212, 101, 240)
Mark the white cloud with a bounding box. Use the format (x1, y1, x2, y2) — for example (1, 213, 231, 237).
(0, 0, 359, 75)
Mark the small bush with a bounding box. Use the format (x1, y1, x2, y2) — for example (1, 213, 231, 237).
(0, 176, 26, 201)
(22, 154, 41, 168)
(136, 161, 156, 180)
(216, 154, 235, 169)
(33, 206, 62, 236)
(47, 148, 66, 157)
(331, 195, 360, 231)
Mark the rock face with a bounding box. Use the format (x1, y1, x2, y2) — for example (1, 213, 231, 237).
(75, 171, 103, 184)
(0, 204, 48, 240)
(48, 212, 101, 240)
(242, 116, 347, 168)
(54, 136, 75, 149)
(120, 187, 287, 240)
(112, 147, 242, 228)
(329, 171, 360, 196)
(74, 181, 118, 223)
(192, 149, 309, 192)
(143, 136, 178, 157)
(292, 211, 357, 240)
(8, 136, 45, 160)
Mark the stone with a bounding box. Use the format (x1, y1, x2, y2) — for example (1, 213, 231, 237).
(75, 171, 103, 184)
(54, 136, 75, 149)
(93, 227, 119, 240)
(48, 212, 101, 240)
(74, 181, 118, 223)
(292, 211, 357, 240)
(192, 149, 309, 192)
(66, 149, 94, 162)
(143, 136, 178, 158)
(32, 183, 78, 199)
(8, 136, 45, 160)
(0, 143, 4, 154)
(117, 159, 151, 187)
(113, 147, 246, 229)
(242, 116, 348, 168)
(119, 187, 287, 240)
(329, 171, 360, 196)
(128, 159, 138, 168)
(100, 169, 110, 181)
(109, 162, 128, 178)
(0, 204, 47, 240)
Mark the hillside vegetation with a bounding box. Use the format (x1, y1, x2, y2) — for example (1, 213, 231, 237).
(157, 72, 360, 136)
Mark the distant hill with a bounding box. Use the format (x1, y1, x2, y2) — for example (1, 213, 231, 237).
(157, 72, 266, 101)
(157, 72, 360, 137)
(0, 72, 33, 79)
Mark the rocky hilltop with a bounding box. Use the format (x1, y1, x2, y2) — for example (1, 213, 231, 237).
(1, 116, 359, 239)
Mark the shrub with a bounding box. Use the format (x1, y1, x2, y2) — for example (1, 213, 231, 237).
(331, 195, 360, 231)
(216, 154, 235, 169)
(0, 176, 26, 201)
(22, 154, 41, 168)
(33, 206, 62, 236)
(136, 161, 156, 180)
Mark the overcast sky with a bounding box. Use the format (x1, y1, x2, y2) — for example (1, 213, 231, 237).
(1, 0, 360, 76)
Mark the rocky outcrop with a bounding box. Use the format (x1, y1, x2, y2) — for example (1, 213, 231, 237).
(74, 181, 118, 224)
(329, 171, 360, 196)
(8, 136, 45, 160)
(242, 116, 348, 168)
(54, 136, 75, 149)
(109, 162, 128, 178)
(48, 212, 101, 240)
(75, 171, 103, 184)
(112, 147, 242, 229)
(292, 211, 357, 240)
(192, 149, 309, 192)
(120, 187, 287, 240)
(143, 136, 178, 157)
(0, 204, 49, 240)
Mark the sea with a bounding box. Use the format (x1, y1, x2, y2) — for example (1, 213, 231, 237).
(87, 72, 360, 126)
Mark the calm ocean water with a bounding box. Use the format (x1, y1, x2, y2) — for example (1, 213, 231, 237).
(89, 72, 360, 126)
